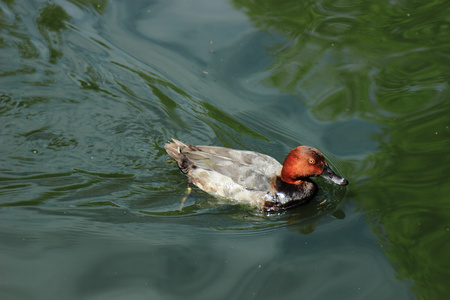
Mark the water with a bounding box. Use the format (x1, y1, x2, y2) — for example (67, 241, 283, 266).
(1, 0, 449, 299)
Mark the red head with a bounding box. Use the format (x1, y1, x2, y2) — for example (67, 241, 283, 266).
(280, 146, 348, 186)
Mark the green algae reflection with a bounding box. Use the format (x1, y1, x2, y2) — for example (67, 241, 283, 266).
(233, 0, 450, 299)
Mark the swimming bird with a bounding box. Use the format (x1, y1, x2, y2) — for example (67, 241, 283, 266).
(165, 139, 348, 211)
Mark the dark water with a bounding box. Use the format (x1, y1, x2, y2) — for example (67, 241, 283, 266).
(1, 0, 449, 299)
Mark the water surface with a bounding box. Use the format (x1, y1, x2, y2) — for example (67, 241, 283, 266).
(1, 0, 449, 299)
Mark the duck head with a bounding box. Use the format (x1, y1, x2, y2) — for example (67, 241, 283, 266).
(280, 146, 348, 186)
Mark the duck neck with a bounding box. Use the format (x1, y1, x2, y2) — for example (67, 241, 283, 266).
(280, 167, 306, 185)
(280, 174, 305, 185)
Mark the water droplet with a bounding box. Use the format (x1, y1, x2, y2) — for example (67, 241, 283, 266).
(31, 149, 38, 154)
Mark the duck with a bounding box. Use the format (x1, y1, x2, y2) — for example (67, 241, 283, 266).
(164, 138, 348, 211)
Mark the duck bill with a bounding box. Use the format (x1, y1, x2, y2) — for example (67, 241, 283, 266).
(319, 165, 348, 186)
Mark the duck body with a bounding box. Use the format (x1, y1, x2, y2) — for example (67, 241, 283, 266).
(165, 139, 348, 211)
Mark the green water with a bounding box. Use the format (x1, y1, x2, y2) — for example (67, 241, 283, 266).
(1, 0, 449, 299)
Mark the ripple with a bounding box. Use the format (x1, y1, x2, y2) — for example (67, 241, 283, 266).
(314, 16, 361, 38)
(373, 49, 447, 115)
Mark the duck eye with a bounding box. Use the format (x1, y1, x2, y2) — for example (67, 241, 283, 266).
(308, 158, 315, 164)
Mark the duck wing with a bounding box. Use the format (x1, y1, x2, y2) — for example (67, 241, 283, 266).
(165, 139, 282, 192)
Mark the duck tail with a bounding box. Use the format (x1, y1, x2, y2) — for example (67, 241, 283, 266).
(164, 138, 186, 160)
(164, 138, 195, 174)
